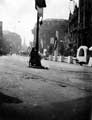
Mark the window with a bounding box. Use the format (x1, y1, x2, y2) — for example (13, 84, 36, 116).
(79, 48, 84, 56)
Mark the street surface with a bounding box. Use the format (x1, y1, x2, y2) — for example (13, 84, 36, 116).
(0, 54, 92, 120)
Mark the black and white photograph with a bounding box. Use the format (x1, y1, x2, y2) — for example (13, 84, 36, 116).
(0, 0, 92, 119)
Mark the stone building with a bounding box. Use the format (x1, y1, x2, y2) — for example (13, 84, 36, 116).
(68, 5, 79, 49)
(69, 0, 92, 48)
(32, 19, 68, 54)
(0, 21, 3, 53)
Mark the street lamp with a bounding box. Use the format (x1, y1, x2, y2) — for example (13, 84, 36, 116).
(35, 0, 46, 51)
(29, 0, 47, 68)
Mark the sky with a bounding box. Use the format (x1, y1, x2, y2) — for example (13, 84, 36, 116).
(0, 0, 79, 46)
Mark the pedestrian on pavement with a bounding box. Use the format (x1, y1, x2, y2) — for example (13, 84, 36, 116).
(29, 47, 48, 69)
(29, 47, 42, 67)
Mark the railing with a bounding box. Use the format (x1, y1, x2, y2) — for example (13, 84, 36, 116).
(48, 55, 77, 64)
(48, 55, 92, 66)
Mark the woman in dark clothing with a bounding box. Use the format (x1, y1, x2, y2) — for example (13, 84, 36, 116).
(29, 47, 42, 67)
(29, 47, 48, 69)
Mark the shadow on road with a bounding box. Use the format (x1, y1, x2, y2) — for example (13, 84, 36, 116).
(51, 96, 92, 120)
(0, 91, 22, 120)
(0, 94, 91, 120)
(0, 92, 22, 104)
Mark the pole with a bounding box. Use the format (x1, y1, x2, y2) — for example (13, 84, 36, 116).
(78, 0, 80, 47)
(28, 0, 48, 69)
(29, 11, 43, 68)
(35, 12, 40, 52)
(54, 31, 59, 61)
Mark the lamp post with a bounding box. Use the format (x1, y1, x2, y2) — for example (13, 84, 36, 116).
(29, 0, 47, 68)
(35, 0, 46, 52)
(35, 12, 40, 52)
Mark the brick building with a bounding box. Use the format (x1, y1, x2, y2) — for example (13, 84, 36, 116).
(69, 0, 92, 48)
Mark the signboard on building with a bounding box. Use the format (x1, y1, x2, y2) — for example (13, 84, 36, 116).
(50, 37, 54, 44)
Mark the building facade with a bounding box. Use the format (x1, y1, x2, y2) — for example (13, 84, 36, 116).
(0, 21, 3, 54)
(68, 5, 79, 49)
(69, 0, 92, 48)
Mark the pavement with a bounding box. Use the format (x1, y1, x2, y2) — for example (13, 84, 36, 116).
(0, 55, 92, 120)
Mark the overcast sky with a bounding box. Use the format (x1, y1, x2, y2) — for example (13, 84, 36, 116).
(0, 0, 78, 45)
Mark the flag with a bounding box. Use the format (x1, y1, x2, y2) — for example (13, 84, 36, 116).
(56, 31, 59, 39)
(40, 39, 43, 48)
(35, 0, 46, 9)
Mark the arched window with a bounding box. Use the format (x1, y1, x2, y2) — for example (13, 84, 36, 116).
(79, 48, 84, 56)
